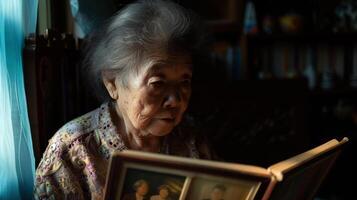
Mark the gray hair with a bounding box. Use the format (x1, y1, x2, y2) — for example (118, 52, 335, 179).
(82, 0, 205, 101)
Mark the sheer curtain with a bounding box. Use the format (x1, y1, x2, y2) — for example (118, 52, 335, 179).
(0, 0, 38, 199)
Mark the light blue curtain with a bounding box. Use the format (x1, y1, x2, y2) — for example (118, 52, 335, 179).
(0, 0, 38, 199)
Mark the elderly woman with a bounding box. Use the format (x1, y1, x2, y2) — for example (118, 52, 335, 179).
(34, 0, 211, 199)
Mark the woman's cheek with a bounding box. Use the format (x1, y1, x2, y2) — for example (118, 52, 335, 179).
(139, 90, 163, 115)
(135, 101, 158, 129)
(139, 101, 159, 116)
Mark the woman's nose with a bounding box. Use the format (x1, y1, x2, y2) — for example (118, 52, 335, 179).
(163, 90, 181, 108)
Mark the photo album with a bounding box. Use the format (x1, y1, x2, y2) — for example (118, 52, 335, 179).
(104, 137, 348, 200)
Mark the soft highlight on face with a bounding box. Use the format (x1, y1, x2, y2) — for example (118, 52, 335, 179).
(109, 54, 192, 137)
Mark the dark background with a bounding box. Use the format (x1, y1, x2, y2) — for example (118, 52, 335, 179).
(23, 0, 357, 199)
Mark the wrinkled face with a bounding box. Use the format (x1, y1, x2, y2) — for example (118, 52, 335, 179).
(137, 183, 149, 195)
(211, 188, 224, 200)
(116, 58, 192, 137)
(159, 188, 169, 198)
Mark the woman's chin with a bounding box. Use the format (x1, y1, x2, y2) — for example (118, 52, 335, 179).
(149, 128, 173, 137)
(148, 120, 176, 136)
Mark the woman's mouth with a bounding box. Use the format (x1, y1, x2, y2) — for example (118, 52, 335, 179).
(159, 118, 175, 123)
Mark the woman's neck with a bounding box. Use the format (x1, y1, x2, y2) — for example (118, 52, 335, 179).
(128, 133, 162, 152)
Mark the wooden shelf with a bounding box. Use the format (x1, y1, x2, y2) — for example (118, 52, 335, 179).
(246, 32, 357, 44)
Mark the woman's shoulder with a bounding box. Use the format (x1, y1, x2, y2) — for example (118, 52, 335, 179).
(56, 105, 102, 140)
(36, 104, 104, 176)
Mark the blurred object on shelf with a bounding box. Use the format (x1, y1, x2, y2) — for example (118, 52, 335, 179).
(351, 46, 357, 88)
(351, 73, 357, 88)
(321, 71, 337, 90)
(243, 1, 258, 35)
(279, 13, 303, 33)
(258, 71, 273, 80)
(333, 0, 357, 32)
(303, 47, 317, 89)
(262, 15, 276, 34)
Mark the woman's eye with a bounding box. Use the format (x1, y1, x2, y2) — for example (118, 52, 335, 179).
(149, 80, 165, 88)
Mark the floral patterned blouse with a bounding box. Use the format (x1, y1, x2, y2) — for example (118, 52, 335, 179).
(34, 102, 211, 200)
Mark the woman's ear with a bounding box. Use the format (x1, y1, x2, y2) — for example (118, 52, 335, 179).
(102, 70, 118, 100)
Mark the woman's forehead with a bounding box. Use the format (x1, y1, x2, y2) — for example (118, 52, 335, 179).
(143, 58, 192, 75)
(147, 51, 192, 65)
(146, 63, 192, 78)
